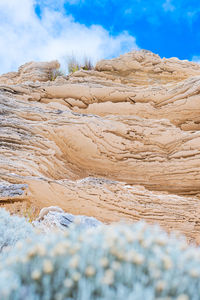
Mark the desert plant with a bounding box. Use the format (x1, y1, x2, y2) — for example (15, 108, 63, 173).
(0, 208, 33, 253)
(21, 205, 37, 223)
(67, 56, 80, 74)
(0, 221, 200, 299)
(50, 68, 64, 81)
(82, 57, 93, 70)
(67, 55, 93, 73)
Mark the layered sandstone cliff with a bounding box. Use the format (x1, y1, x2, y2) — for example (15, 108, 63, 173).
(1, 50, 200, 242)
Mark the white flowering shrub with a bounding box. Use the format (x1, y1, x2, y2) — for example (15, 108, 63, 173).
(0, 221, 200, 299)
(0, 208, 33, 253)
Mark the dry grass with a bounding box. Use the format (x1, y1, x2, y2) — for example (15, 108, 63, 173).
(50, 68, 64, 81)
(0, 201, 39, 222)
(67, 55, 93, 74)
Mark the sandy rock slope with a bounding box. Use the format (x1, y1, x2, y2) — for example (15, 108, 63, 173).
(1, 50, 200, 242)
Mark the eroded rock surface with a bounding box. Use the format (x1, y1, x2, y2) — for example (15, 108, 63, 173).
(95, 49, 200, 85)
(0, 60, 60, 84)
(1, 50, 200, 242)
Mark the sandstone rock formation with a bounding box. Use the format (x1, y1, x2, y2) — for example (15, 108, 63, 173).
(95, 50, 200, 85)
(1, 50, 200, 242)
(0, 60, 60, 84)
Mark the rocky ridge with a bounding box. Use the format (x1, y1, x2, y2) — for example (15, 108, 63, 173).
(1, 50, 200, 242)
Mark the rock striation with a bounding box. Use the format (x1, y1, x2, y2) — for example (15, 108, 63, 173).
(0, 60, 60, 84)
(95, 49, 200, 85)
(1, 50, 200, 242)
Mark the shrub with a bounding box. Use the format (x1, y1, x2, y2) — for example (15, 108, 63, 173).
(0, 221, 200, 299)
(67, 56, 80, 74)
(50, 68, 64, 81)
(82, 57, 93, 71)
(0, 208, 33, 253)
(67, 55, 93, 74)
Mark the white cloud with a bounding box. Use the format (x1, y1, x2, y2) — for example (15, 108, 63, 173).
(192, 56, 200, 64)
(0, 0, 138, 74)
(162, 0, 175, 12)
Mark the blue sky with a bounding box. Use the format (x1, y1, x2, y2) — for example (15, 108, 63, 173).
(61, 0, 200, 60)
(0, 0, 199, 74)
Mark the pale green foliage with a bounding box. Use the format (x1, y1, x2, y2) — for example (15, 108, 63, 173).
(0, 208, 33, 253)
(0, 221, 200, 299)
